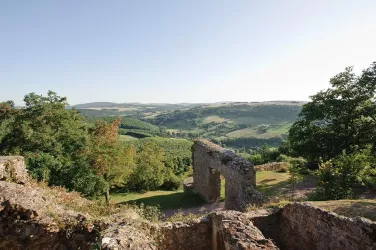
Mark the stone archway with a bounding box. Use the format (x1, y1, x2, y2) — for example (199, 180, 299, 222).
(189, 139, 264, 211)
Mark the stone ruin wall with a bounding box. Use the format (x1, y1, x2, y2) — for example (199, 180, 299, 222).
(253, 203, 376, 250)
(161, 202, 376, 250)
(1, 156, 375, 250)
(191, 139, 264, 211)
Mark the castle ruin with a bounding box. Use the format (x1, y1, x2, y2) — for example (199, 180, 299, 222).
(190, 139, 264, 211)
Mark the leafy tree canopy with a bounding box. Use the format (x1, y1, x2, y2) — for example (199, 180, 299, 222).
(288, 62, 376, 163)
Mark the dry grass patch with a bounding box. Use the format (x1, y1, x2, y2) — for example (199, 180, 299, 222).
(308, 199, 376, 221)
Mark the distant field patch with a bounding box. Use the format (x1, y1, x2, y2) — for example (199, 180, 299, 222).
(202, 116, 230, 124)
(119, 135, 138, 141)
(226, 128, 279, 139)
(220, 115, 277, 126)
(268, 122, 293, 134)
(143, 111, 162, 119)
(87, 107, 138, 111)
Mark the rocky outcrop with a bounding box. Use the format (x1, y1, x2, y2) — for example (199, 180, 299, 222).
(0, 181, 98, 249)
(0, 156, 29, 184)
(190, 139, 265, 211)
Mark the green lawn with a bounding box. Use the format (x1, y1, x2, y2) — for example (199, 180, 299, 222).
(110, 171, 312, 211)
(256, 171, 291, 196)
(110, 190, 205, 210)
(220, 171, 292, 198)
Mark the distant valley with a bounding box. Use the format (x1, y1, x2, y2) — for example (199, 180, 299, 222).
(74, 101, 305, 149)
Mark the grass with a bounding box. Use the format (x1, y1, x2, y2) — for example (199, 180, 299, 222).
(202, 115, 230, 124)
(110, 190, 205, 210)
(221, 115, 277, 126)
(255, 171, 291, 197)
(308, 200, 376, 221)
(219, 171, 292, 199)
(226, 127, 280, 139)
(268, 122, 293, 134)
(265, 199, 376, 221)
(119, 135, 138, 141)
(111, 171, 300, 211)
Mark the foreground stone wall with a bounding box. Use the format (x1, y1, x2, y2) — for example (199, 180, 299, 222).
(191, 139, 264, 211)
(253, 203, 376, 250)
(159, 211, 278, 250)
(158, 219, 212, 250)
(2, 155, 374, 250)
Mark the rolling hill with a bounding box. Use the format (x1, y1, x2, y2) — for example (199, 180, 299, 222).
(75, 101, 305, 148)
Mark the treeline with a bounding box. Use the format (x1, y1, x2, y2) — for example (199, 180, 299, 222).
(85, 116, 161, 138)
(0, 91, 192, 204)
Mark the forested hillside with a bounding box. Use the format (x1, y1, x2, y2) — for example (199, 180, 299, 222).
(76, 101, 304, 149)
(150, 102, 303, 148)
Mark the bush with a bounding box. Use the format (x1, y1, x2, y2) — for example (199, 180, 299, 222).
(277, 163, 290, 173)
(277, 154, 308, 174)
(161, 174, 181, 190)
(310, 149, 374, 200)
(248, 153, 263, 165)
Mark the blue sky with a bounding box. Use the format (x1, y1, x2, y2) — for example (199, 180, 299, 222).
(1, 0, 376, 105)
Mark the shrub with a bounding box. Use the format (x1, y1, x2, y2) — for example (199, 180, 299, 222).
(310, 148, 375, 200)
(161, 174, 181, 191)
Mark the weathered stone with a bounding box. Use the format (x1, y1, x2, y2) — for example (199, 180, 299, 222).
(0, 181, 98, 249)
(0, 156, 29, 184)
(183, 176, 194, 193)
(1, 155, 375, 250)
(210, 211, 279, 250)
(190, 139, 265, 211)
(157, 212, 278, 250)
(253, 203, 376, 250)
(158, 218, 212, 250)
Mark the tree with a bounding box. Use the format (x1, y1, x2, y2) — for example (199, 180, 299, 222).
(0, 91, 91, 189)
(288, 63, 376, 163)
(88, 118, 136, 205)
(129, 141, 166, 191)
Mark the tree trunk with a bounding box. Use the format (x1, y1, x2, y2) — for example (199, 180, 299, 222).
(105, 188, 110, 206)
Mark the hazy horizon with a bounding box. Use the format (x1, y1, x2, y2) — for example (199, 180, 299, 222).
(2, 1, 376, 105)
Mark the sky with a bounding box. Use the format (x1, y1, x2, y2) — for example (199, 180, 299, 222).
(1, 0, 376, 105)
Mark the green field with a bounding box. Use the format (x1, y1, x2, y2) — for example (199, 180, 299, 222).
(226, 127, 280, 139)
(202, 115, 230, 124)
(119, 134, 138, 141)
